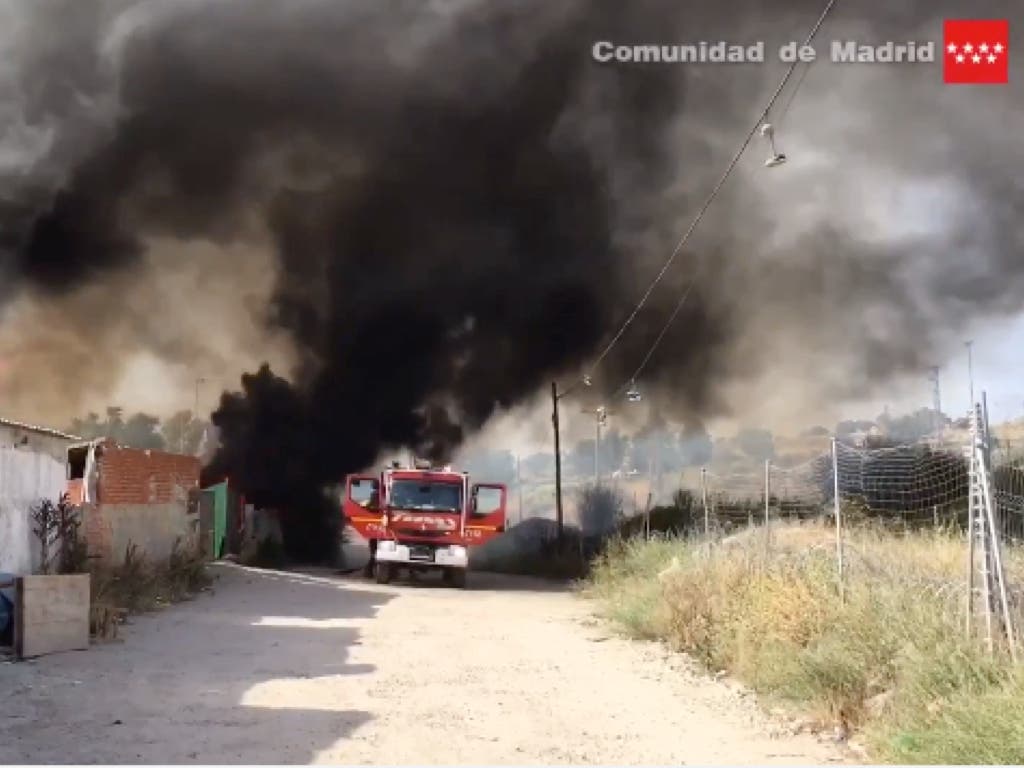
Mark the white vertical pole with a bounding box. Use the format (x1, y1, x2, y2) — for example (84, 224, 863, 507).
(966, 340, 974, 416)
(967, 404, 977, 639)
(832, 438, 844, 602)
(978, 451, 1017, 661)
(964, 341, 975, 637)
(982, 393, 996, 654)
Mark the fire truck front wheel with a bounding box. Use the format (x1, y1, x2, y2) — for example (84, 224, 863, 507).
(374, 562, 393, 585)
(443, 567, 467, 589)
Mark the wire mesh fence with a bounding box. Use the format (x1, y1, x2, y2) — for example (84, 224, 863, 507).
(687, 437, 1024, 543)
(670, 426, 1024, 658)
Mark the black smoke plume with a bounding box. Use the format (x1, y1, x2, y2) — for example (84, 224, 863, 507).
(2, 0, 1022, 558)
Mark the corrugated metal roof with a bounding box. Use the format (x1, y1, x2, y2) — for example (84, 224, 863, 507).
(0, 416, 81, 441)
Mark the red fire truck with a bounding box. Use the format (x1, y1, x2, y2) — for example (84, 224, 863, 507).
(342, 460, 507, 588)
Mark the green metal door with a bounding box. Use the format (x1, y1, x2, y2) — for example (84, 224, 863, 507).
(209, 481, 228, 559)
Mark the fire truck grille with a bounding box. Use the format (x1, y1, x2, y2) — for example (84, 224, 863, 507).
(408, 545, 434, 562)
(395, 529, 448, 538)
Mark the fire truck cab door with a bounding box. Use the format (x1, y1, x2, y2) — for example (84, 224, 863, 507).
(343, 475, 385, 540)
(466, 483, 507, 544)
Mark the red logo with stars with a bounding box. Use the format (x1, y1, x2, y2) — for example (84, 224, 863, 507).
(944, 19, 1009, 84)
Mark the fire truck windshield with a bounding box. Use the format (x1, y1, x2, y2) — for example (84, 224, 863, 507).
(389, 480, 462, 512)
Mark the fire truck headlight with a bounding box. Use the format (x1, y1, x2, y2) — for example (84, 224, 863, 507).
(378, 540, 396, 553)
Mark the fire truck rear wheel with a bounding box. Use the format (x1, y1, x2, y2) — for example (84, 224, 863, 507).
(374, 562, 393, 585)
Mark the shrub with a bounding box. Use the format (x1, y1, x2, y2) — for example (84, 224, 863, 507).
(587, 523, 1024, 763)
(89, 539, 212, 639)
(619, 489, 697, 538)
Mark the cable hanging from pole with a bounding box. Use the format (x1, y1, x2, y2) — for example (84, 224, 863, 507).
(569, 0, 843, 399)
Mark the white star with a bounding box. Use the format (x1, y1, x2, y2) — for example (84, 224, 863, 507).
(979, 42, 989, 53)
(956, 53, 965, 63)
(988, 54, 997, 63)
(972, 54, 982, 63)
(994, 43, 1005, 53)
(947, 42, 958, 54)
(964, 42, 974, 53)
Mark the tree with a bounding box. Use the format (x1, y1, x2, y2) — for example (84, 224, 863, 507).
(161, 410, 208, 455)
(68, 412, 104, 439)
(884, 408, 948, 443)
(68, 408, 173, 450)
(105, 406, 125, 440)
(121, 412, 166, 450)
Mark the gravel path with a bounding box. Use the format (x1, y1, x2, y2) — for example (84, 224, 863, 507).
(0, 564, 849, 764)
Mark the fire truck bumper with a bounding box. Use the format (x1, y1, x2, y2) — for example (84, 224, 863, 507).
(375, 541, 468, 568)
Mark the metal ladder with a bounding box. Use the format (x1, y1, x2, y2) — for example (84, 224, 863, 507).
(966, 404, 1017, 660)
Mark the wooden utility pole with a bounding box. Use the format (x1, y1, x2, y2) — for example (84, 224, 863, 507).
(552, 382, 564, 543)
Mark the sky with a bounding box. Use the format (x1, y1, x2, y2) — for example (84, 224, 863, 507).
(886, 314, 1024, 425)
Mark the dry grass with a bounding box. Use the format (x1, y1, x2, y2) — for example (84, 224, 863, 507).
(587, 522, 1024, 764)
(89, 540, 212, 639)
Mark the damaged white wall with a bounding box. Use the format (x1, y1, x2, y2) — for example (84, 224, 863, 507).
(0, 446, 68, 574)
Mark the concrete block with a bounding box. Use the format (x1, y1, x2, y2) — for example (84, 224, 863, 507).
(14, 574, 90, 659)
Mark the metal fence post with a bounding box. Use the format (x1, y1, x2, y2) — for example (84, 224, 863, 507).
(832, 438, 845, 603)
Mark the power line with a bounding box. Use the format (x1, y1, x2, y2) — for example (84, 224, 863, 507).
(584, 0, 844, 396)
(776, 57, 816, 130)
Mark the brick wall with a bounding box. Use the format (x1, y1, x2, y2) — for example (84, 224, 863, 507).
(79, 442, 201, 564)
(82, 502, 196, 564)
(81, 503, 112, 562)
(97, 442, 200, 505)
(66, 478, 84, 505)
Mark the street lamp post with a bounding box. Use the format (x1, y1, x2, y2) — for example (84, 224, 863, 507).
(552, 376, 642, 543)
(184, 376, 207, 454)
(551, 376, 597, 543)
(195, 377, 207, 416)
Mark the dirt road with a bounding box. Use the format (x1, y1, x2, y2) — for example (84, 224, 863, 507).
(1, 565, 848, 764)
